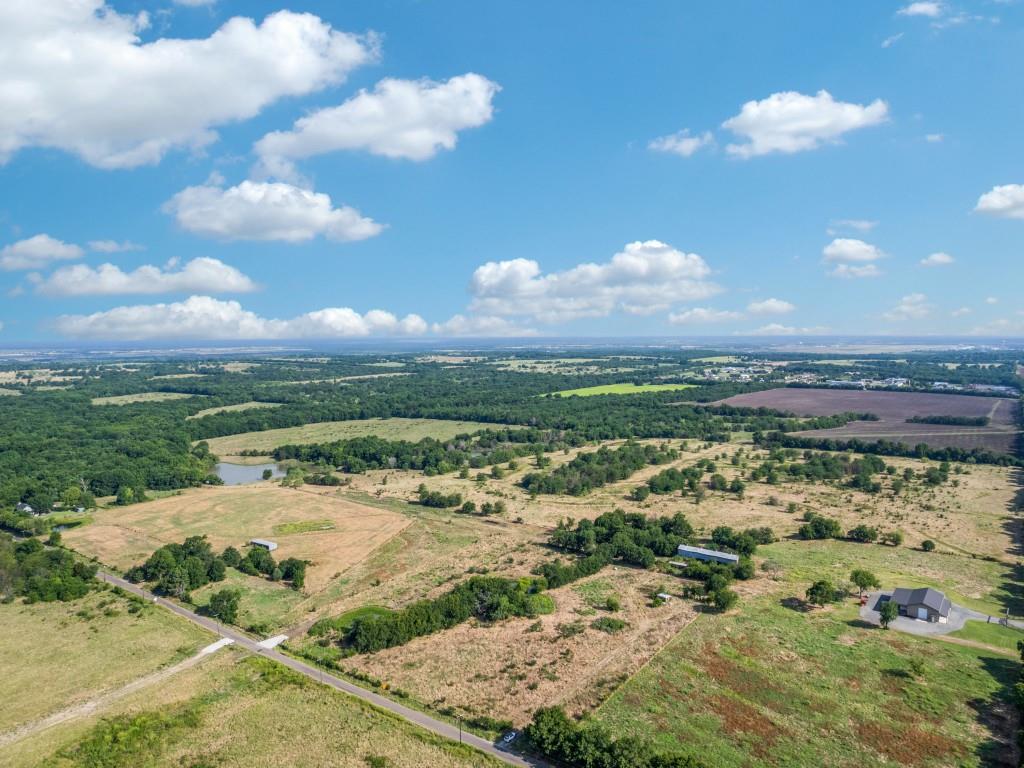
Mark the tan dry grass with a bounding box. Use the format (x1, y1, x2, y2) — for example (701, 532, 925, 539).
(63, 485, 410, 593)
(90, 392, 197, 406)
(202, 417, 508, 455)
(0, 591, 211, 735)
(343, 568, 699, 726)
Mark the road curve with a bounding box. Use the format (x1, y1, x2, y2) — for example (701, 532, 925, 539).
(98, 571, 545, 768)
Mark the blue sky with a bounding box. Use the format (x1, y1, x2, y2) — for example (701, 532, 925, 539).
(0, 0, 1021, 342)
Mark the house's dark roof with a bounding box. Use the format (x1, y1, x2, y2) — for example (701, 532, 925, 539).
(891, 587, 951, 616)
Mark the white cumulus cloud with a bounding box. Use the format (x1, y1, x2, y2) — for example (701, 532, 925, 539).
(164, 179, 382, 242)
(34, 257, 257, 297)
(54, 296, 426, 340)
(747, 298, 795, 315)
(951, 306, 971, 317)
(831, 264, 882, 279)
(823, 238, 886, 278)
(431, 314, 536, 337)
(648, 130, 714, 158)
(668, 308, 743, 325)
(827, 219, 878, 235)
(975, 184, 1024, 219)
(1, 234, 84, 271)
(920, 252, 954, 267)
(254, 73, 499, 179)
(723, 90, 888, 158)
(88, 240, 144, 254)
(883, 293, 932, 320)
(466, 240, 720, 324)
(745, 323, 828, 336)
(898, 2, 944, 17)
(0, 3, 376, 168)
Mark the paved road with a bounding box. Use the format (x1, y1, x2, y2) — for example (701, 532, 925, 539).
(99, 571, 545, 768)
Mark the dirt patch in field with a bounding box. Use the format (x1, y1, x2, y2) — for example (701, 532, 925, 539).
(707, 694, 780, 756)
(858, 720, 964, 765)
(340, 568, 699, 725)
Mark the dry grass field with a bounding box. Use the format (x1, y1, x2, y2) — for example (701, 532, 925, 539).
(0, 590, 211, 736)
(340, 567, 700, 725)
(90, 392, 198, 406)
(202, 417, 511, 456)
(63, 485, 410, 594)
(1, 651, 503, 768)
(187, 400, 281, 420)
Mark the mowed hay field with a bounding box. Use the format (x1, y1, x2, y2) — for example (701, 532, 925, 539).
(202, 417, 512, 456)
(2, 652, 504, 768)
(91, 392, 198, 406)
(550, 382, 694, 397)
(63, 485, 410, 594)
(595, 596, 1017, 768)
(0, 590, 211, 736)
(186, 401, 281, 420)
(717, 388, 1021, 454)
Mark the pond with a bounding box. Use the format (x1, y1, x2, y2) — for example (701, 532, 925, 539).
(214, 462, 285, 485)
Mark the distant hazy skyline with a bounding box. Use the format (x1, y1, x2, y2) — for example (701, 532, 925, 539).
(0, 1, 1021, 341)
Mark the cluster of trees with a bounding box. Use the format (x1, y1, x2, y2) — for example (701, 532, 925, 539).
(710, 525, 774, 556)
(526, 706, 703, 768)
(125, 536, 227, 598)
(796, 513, 904, 546)
(640, 458, 743, 499)
(750, 449, 890, 491)
(127, 536, 306, 596)
(757, 432, 1022, 467)
(549, 510, 694, 562)
(0, 510, 52, 537)
(417, 484, 463, 509)
(457, 500, 506, 516)
(222, 545, 307, 589)
(343, 575, 553, 653)
(0, 535, 97, 603)
(0, 390, 216, 510)
(676, 559, 747, 611)
(273, 430, 562, 476)
(907, 415, 989, 427)
(522, 443, 678, 496)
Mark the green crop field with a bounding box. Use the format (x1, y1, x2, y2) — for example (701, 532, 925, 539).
(596, 597, 1015, 767)
(203, 417, 515, 456)
(548, 383, 695, 397)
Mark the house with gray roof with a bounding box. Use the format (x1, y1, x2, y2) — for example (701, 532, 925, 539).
(890, 587, 951, 623)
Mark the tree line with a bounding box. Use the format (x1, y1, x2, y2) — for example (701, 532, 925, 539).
(0, 534, 97, 603)
(522, 443, 678, 496)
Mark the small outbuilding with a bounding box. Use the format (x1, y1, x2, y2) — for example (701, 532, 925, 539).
(891, 587, 951, 623)
(249, 538, 278, 552)
(676, 544, 739, 565)
(15, 502, 35, 515)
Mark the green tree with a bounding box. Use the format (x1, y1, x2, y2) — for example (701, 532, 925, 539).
(261, 469, 273, 481)
(881, 530, 904, 547)
(206, 588, 241, 624)
(879, 600, 898, 629)
(805, 580, 838, 607)
(850, 569, 880, 597)
(921, 539, 935, 552)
